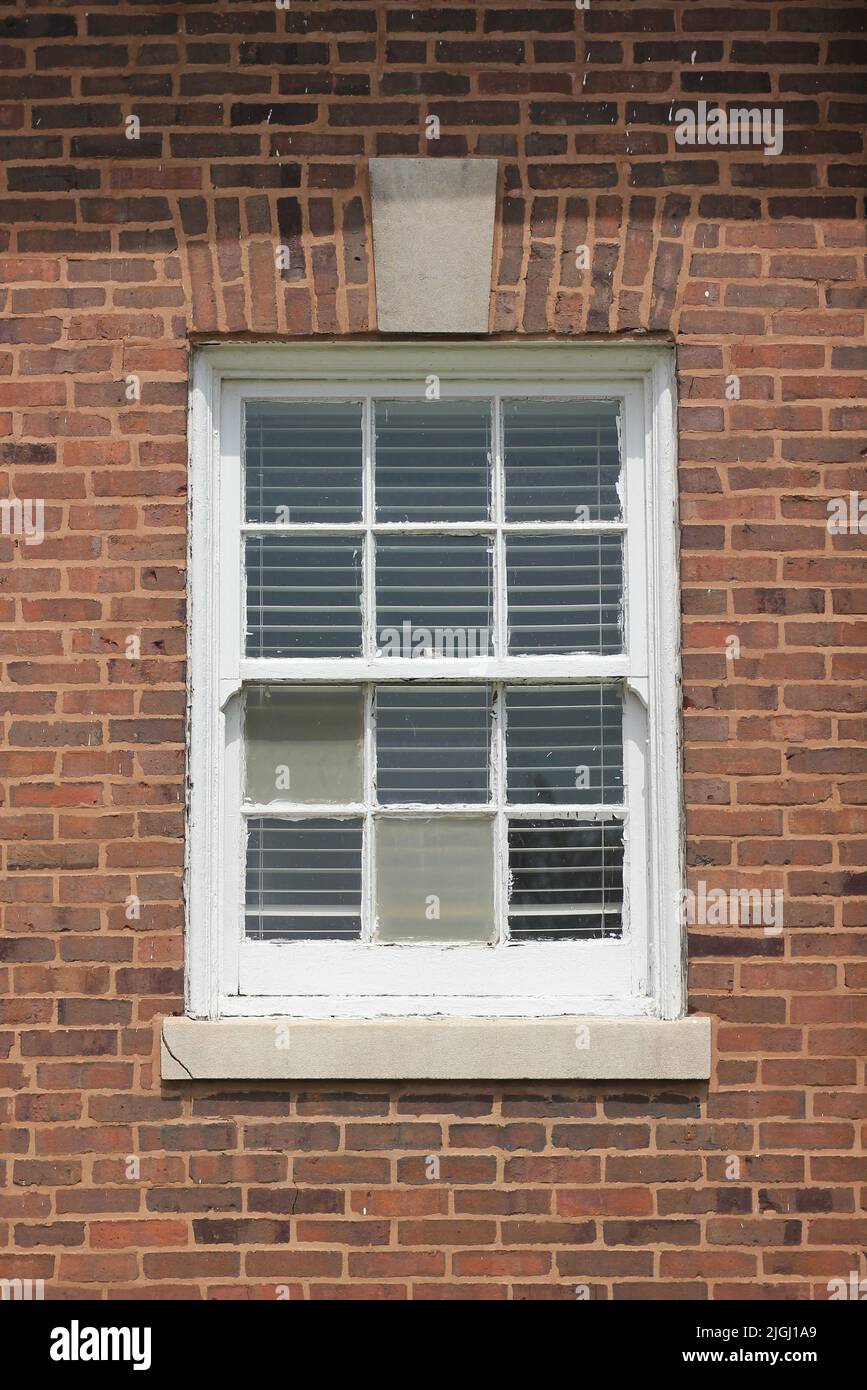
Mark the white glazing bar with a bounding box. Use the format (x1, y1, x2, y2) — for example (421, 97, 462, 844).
(492, 395, 506, 660)
(240, 803, 624, 818)
(241, 803, 367, 817)
(239, 521, 627, 535)
(491, 399, 508, 947)
(240, 656, 629, 683)
(361, 407, 374, 944)
(494, 681, 507, 946)
(362, 396, 374, 660)
(362, 682, 375, 944)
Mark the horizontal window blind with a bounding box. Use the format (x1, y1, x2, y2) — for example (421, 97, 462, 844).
(245, 817, 363, 941)
(506, 685, 623, 805)
(506, 535, 623, 655)
(375, 535, 493, 656)
(375, 685, 491, 804)
(245, 535, 363, 658)
(245, 400, 363, 524)
(503, 398, 621, 522)
(374, 399, 491, 521)
(507, 819, 624, 940)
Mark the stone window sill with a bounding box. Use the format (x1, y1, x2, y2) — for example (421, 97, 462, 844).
(161, 1015, 711, 1081)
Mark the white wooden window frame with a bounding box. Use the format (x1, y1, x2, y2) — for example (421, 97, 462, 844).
(187, 342, 683, 1021)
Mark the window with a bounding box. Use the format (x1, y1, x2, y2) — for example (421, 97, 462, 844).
(188, 344, 682, 1020)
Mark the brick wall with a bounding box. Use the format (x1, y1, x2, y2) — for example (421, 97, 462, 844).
(1, 0, 866, 1299)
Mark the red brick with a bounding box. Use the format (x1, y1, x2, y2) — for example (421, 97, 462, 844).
(0, 5, 863, 1303)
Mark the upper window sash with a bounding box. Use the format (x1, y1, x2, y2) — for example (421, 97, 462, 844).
(219, 379, 649, 697)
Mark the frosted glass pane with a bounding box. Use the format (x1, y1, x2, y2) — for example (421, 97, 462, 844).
(375, 816, 494, 943)
(244, 686, 363, 804)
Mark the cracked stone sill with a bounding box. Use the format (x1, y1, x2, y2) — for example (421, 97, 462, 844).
(161, 1015, 711, 1081)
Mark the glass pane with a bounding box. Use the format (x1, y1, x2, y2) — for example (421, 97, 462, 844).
(245, 816, 362, 940)
(376, 685, 491, 805)
(506, 535, 622, 654)
(245, 535, 362, 657)
(375, 535, 492, 658)
(504, 399, 621, 522)
(245, 686, 363, 805)
(375, 816, 494, 942)
(506, 685, 623, 805)
(508, 818, 623, 940)
(244, 400, 362, 524)
(374, 399, 491, 521)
